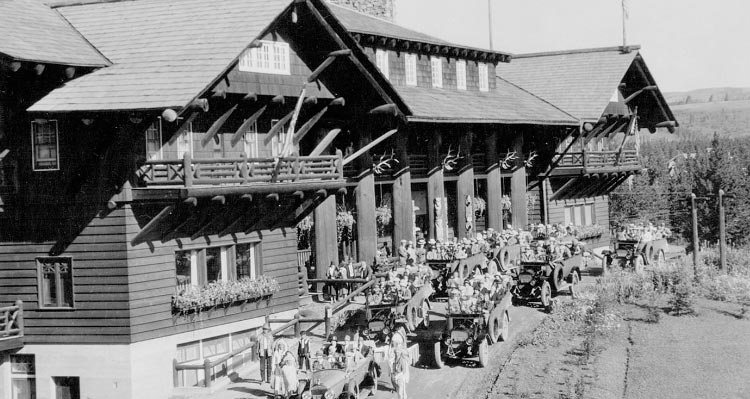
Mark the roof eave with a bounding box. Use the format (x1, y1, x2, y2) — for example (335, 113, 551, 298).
(407, 115, 578, 125)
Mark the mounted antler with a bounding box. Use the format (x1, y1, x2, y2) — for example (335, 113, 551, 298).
(500, 151, 518, 169)
(372, 150, 399, 175)
(524, 151, 538, 168)
(442, 145, 463, 171)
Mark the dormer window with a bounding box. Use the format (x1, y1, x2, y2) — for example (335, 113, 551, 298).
(239, 40, 290, 75)
(456, 60, 467, 90)
(431, 57, 443, 88)
(376, 49, 389, 79)
(405, 53, 417, 86)
(478, 63, 489, 92)
(31, 119, 59, 171)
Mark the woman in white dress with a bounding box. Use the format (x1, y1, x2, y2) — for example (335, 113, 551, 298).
(271, 341, 286, 398)
(279, 340, 299, 399)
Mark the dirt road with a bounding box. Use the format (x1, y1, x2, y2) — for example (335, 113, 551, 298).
(405, 302, 550, 399)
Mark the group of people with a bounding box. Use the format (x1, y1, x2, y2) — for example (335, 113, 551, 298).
(366, 265, 433, 306)
(324, 259, 374, 302)
(615, 222, 672, 242)
(446, 266, 513, 314)
(255, 323, 306, 399)
(520, 237, 584, 263)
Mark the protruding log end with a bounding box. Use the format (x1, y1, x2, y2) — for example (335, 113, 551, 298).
(162, 109, 178, 123)
(183, 197, 198, 207)
(266, 193, 280, 203)
(272, 95, 285, 105)
(189, 98, 209, 112)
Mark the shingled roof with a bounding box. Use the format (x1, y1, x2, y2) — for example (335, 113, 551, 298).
(29, 0, 289, 112)
(496, 46, 644, 123)
(400, 78, 577, 125)
(0, 0, 108, 67)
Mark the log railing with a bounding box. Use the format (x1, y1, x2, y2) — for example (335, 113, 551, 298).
(0, 300, 24, 342)
(137, 151, 343, 187)
(554, 150, 640, 170)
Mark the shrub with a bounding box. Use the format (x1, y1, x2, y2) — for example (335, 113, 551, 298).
(668, 281, 697, 316)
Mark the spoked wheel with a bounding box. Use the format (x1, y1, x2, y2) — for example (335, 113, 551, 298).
(488, 313, 499, 344)
(569, 270, 581, 299)
(499, 311, 510, 342)
(421, 300, 431, 328)
(540, 280, 552, 310)
(657, 250, 666, 267)
(551, 263, 565, 291)
(634, 256, 645, 275)
(478, 338, 489, 368)
(433, 341, 444, 369)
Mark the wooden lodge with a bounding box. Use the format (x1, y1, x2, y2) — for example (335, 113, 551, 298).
(0, 0, 676, 398)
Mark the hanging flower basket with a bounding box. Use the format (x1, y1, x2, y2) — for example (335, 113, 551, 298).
(501, 195, 512, 210)
(375, 193, 393, 237)
(473, 196, 487, 217)
(172, 276, 280, 315)
(336, 205, 356, 242)
(297, 215, 314, 249)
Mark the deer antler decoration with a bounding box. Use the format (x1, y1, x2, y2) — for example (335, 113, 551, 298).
(524, 151, 538, 168)
(442, 145, 463, 171)
(372, 150, 399, 175)
(500, 152, 518, 169)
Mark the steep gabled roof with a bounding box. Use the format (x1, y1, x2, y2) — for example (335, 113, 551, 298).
(496, 46, 639, 122)
(0, 0, 108, 67)
(30, 0, 290, 112)
(400, 78, 577, 125)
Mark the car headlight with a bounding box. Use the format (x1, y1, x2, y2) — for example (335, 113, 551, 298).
(466, 337, 474, 346)
(383, 327, 390, 335)
(302, 392, 312, 399)
(324, 391, 334, 399)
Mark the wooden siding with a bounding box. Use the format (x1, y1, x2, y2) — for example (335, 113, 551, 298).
(544, 180, 611, 248)
(124, 204, 300, 343)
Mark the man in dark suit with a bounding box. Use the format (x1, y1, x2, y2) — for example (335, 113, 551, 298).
(255, 322, 274, 384)
(298, 330, 311, 371)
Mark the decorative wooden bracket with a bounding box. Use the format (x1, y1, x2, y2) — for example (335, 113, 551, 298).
(342, 129, 398, 166)
(230, 105, 267, 146)
(201, 105, 238, 147)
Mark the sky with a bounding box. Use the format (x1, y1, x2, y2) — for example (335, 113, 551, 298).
(393, 0, 750, 92)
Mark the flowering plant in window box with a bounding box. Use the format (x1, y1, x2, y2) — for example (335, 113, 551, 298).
(172, 276, 280, 314)
(572, 224, 604, 241)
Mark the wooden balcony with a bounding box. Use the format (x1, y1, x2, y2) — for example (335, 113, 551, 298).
(0, 300, 24, 352)
(550, 150, 642, 176)
(133, 152, 345, 201)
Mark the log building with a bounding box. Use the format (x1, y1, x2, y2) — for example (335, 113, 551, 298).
(0, 0, 676, 398)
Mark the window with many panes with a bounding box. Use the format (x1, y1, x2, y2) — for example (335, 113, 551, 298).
(175, 242, 261, 288)
(31, 119, 59, 171)
(238, 40, 290, 75)
(145, 119, 162, 160)
(563, 203, 596, 226)
(243, 120, 259, 158)
(37, 257, 74, 308)
(11, 354, 36, 399)
(430, 56, 443, 88)
(478, 63, 489, 92)
(456, 60, 467, 90)
(375, 49, 389, 79)
(404, 53, 417, 86)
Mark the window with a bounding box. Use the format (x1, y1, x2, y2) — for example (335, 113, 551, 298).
(238, 40, 290, 75)
(175, 242, 260, 288)
(52, 377, 80, 399)
(202, 335, 230, 358)
(37, 257, 74, 308)
(456, 60, 467, 90)
(11, 354, 36, 399)
(243, 120, 259, 158)
(375, 49, 389, 79)
(145, 119, 162, 160)
(405, 53, 417, 86)
(430, 56, 443, 88)
(563, 203, 596, 226)
(175, 341, 201, 387)
(478, 63, 489, 92)
(31, 119, 59, 171)
(176, 123, 193, 158)
(270, 119, 295, 157)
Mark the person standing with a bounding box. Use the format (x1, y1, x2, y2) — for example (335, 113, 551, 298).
(271, 341, 287, 398)
(297, 331, 311, 371)
(325, 261, 338, 302)
(415, 239, 427, 265)
(255, 322, 274, 384)
(390, 344, 410, 399)
(279, 341, 299, 399)
(398, 240, 408, 266)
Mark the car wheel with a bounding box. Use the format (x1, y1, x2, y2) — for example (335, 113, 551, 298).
(634, 256, 645, 275)
(551, 263, 565, 292)
(569, 270, 580, 299)
(540, 280, 552, 309)
(433, 341, 444, 369)
(487, 313, 499, 344)
(478, 338, 489, 368)
(499, 311, 510, 342)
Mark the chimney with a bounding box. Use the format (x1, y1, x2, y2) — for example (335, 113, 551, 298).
(326, 0, 394, 21)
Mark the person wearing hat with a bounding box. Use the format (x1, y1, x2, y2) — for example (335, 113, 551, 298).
(415, 238, 427, 265)
(255, 322, 274, 384)
(297, 330, 311, 371)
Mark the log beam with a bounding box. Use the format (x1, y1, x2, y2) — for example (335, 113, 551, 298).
(263, 110, 294, 146)
(293, 106, 328, 145)
(201, 105, 238, 147)
(309, 128, 342, 156)
(230, 106, 267, 146)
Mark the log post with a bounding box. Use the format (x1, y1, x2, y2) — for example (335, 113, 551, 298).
(510, 134, 527, 229)
(691, 193, 699, 277)
(183, 153, 193, 187)
(456, 127, 475, 240)
(392, 125, 414, 247)
(203, 358, 213, 388)
(718, 189, 727, 272)
(173, 359, 180, 387)
(294, 313, 301, 338)
(485, 127, 503, 231)
(427, 128, 447, 241)
(355, 124, 377, 265)
(314, 196, 338, 278)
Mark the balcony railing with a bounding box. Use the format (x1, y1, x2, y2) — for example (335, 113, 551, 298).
(136, 153, 343, 187)
(554, 150, 640, 171)
(0, 300, 24, 351)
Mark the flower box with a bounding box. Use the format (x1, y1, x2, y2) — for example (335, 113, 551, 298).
(172, 276, 280, 314)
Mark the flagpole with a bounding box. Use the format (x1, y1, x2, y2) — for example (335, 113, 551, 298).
(488, 0, 494, 50)
(622, 0, 627, 47)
